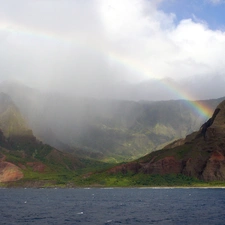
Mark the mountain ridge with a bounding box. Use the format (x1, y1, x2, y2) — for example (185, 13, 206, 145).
(107, 100, 225, 181)
(1, 81, 225, 162)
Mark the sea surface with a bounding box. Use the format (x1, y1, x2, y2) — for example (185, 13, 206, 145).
(0, 187, 225, 225)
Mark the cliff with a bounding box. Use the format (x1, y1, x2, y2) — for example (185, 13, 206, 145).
(108, 100, 225, 181)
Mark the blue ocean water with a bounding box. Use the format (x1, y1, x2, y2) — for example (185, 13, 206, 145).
(0, 188, 225, 225)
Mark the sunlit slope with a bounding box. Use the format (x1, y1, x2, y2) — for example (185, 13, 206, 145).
(0, 92, 32, 137)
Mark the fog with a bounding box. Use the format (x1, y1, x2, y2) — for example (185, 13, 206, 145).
(0, 0, 225, 101)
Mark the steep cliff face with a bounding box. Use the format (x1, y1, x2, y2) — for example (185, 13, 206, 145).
(108, 100, 225, 181)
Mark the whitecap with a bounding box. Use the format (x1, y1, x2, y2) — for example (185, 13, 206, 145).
(101, 188, 114, 189)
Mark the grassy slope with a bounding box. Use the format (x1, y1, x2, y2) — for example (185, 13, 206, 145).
(0, 137, 116, 187)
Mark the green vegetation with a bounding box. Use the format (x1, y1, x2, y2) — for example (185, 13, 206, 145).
(7, 169, 225, 188)
(74, 172, 204, 187)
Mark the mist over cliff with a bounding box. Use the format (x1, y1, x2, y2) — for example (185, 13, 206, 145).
(1, 80, 224, 162)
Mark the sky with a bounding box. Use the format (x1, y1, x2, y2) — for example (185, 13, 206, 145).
(0, 0, 225, 100)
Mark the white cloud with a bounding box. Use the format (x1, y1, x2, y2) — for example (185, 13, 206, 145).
(208, 0, 225, 5)
(0, 0, 225, 99)
(97, 0, 225, 82)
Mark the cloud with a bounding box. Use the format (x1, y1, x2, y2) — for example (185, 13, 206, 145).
(0, 0, 225, 100)
(207, 0, 225, 5)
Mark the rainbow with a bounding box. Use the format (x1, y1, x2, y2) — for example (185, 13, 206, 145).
(107, 51, 213, 119)
(0, 21, 213, 119)
(0, 21, 75, 45)
(161, 79, 213, 119)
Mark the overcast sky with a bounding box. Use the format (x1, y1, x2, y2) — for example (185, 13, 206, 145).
(1, 0, 225, 100)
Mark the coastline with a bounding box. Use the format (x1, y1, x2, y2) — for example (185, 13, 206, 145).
(1, 181, 225, 189)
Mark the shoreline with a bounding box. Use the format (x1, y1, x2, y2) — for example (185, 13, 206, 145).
(1, 184, 225, 189)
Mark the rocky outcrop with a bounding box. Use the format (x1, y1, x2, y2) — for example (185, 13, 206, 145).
(0, 161, 24, 182)
(26, 162, 46, 172)
(163, 139, 185, 149)
(202, 151, 225, 181)
(108, 162, 141, 174)
(199, 108, 220, 140)
(141, 156, 183, 175)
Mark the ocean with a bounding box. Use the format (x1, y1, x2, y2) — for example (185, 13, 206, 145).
(0, 188, 225, 225)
